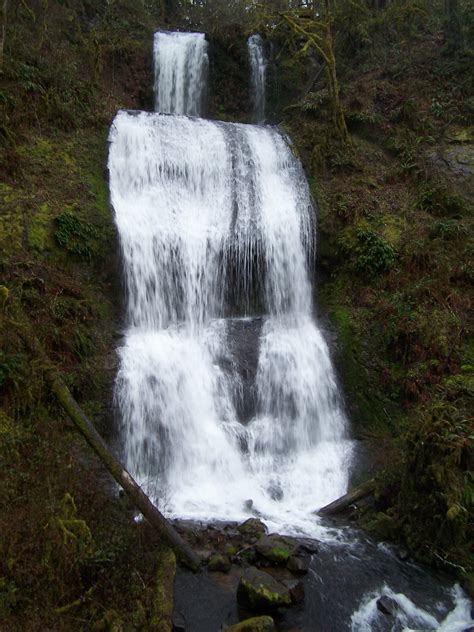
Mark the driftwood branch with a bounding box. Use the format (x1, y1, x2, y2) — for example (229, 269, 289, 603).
(18, 321, 201, 571)
(318, 479, 376, 516)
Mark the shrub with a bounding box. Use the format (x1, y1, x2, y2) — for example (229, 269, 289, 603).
(355, 229, 396, 274)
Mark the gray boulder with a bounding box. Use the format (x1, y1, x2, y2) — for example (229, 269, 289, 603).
(237, 568, 292, 612)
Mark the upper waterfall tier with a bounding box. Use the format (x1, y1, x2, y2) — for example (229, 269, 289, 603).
(153, 31, 208, 116)
(248, 34, 267, 124)
(108, 110, 314, 330)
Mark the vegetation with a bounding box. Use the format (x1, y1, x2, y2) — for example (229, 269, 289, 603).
(0, 0, 473, 627)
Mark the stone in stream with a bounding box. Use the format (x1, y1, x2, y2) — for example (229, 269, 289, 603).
(286, 554, 311, 575)
(376, 595, 398, 616)
(237, 518, 268, 539)
(255, 535, 293, 565)
(226, 616, 276, 631)
(208, 554, 231, 573)
(282, 579, 305, 604)
(237, 568, 292, 611)
(172, 611, 186, 632)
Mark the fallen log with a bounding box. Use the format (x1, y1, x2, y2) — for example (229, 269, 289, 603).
(318, 479, 376, 517)
(18, 321, 201, 571)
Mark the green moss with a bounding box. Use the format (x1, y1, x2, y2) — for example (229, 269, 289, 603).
(240, 577, 291, 610)
(449, 127, 474, 143)
(381, 216, 405, 247)
(151, 548, 176, 632)
(28, 202, 55, 251)
(208, 553, 231, 572)
(227, 616, 275, 632)
(266, 547, 291, 564)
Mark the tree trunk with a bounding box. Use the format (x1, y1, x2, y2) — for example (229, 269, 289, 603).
(318, 479, 376, 516)
(18, 322, 201, 571)
(324, 26, 351, 146)
(0, 0, 7, 73)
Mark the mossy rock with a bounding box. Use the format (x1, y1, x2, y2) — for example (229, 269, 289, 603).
(227, 616, 276, 632)
(208, 554, 231, 573)
(237, 568, 292, 612)
(255, 535, 293, 565)
(448, 127, 474, 144)
(237, 518, 268, 538)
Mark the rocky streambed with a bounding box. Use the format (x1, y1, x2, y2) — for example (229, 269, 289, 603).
(171, 519, 473, 632)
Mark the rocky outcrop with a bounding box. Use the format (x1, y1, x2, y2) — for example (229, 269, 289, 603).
(237, 568, 292, 611)
(237, 518, 268, 539)
(255, 534, 293, 564)
(226, 616, 276, 631)
(208, 554, 231, 573)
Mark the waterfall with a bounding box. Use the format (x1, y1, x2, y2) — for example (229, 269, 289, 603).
(153, 31, 208, 115)
(248, 34, 267, 124)
(109, 110, 353, 534)
(108, 31, 473, 632)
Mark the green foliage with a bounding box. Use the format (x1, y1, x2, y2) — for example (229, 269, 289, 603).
(417, 186, 469, 217)
(54, 212, 99, 259)
(431, 218, 468, 239)
(0, 352, 25, 389)
(397, 380, 473, 571)
(355, 229, 396, 274)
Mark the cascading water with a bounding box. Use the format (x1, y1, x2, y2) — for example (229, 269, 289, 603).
(248, 33, 267, 123)
(153, 31, 208, 115)
(109, 110, 353, 535)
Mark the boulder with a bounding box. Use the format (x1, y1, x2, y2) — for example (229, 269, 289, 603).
(172, 611, 186, 631)
(282, 579, 305, 604)
(226, 616, 276, 631)
(376, 595, 398, 616)
(295, 541, 319, 555)
(237, 568, 292, 612)
(237, 518, 268, 539)
(255, 535, 293, 564)
(286, 554, 311, 575)
(208, 554, 231, 573)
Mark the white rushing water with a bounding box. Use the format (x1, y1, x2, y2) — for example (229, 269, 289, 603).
(154, 31, 208, 115)
(248, 33, 267, 123)
(351, 583, 473, 631)
(109, 110, 353, 536)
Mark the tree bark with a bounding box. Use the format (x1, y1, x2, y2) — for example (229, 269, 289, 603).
(317, 479, 376, 516)
(279, 10, 351, 147)
(19, 323, 201, 571)
(0, 0, 8, 73)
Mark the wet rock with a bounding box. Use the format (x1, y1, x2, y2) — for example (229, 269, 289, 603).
(396, 548, 409, 561)
(426, 144, 474, 196)
(462, 627, 474, 632)
(295, 540, 319, 555)
(376, 595, 398, 616)
(237, 568, 292, 611)
(282, 579, 305, 604)
(237, 518, 268, 539)
(225, 544, 238, 557)
(286, 554, 311, 575)
(226, 616, 276, 631)
(244, 499, 254, 511)
(172, 611, 186, 632)
(267, 482, 283, 501)
(208, 554, 231, 573)
(255, 535, 293, 564)
(196, 550, 213, 563)
(240, 547, 257, 564)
